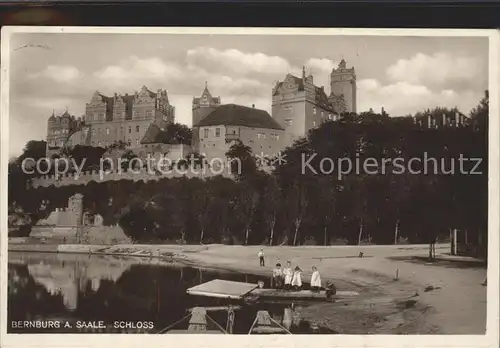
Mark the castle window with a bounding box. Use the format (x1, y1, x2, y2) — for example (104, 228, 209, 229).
(204, 128, 209, 138)
(99, 113, 105, 120)
(136, 139, 139, 145)
(106, 128, 110, 135)
(94, 112, 98, 120)
(98, 141, 102, 147)
(136, 125, 140, 132)
(105, 141, 109, 147)
(313, 107, 317, 115)
(98, 128, 102, 133)
(128, 126, 132, 134)
(321, 111, 324, 118)
(328, 114, 332, 120)
(92, 129, 96, 135)
(257, 133, 262, 139)
(215, 128, 221, 137)
(120, 126, 124, 133)
(285, 119, 293, 126)
(313, 121, 317, 127)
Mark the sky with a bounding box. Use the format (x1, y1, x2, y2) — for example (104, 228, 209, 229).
(8, 33, 489, 158)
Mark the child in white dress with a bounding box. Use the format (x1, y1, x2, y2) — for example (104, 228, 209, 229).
(310, 266, 321, 293)
(291, 266, 302, 291)
(283, 261, 293, 291)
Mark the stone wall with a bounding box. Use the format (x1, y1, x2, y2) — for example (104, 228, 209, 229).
(30, 167, 232, 188)
(31, 225, 132, 244)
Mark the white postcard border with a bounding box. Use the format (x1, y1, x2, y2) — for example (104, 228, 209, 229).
(0, 26, 498, 348)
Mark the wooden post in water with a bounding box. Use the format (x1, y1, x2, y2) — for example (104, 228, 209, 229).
(188, 307, 207, 332)
(226, 307, 235, 334)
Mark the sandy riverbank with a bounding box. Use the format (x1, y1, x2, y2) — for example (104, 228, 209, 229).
(8, 241, 487, 334)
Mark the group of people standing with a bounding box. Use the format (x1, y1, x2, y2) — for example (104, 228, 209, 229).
(258, 249, 322, 292)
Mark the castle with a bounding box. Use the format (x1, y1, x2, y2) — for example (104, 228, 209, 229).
(35, 58, 475, 195)
(46, 85, 175, 157)
(47, 61, 358, 159)
(41, 60, 360, 186)
(271, 59, 357, 147)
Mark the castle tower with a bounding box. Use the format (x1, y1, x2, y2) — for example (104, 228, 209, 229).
(330, 59, 357, 113)
(192, 81, 221, 127)
(192, 82, 221, 152)
(272, 68, 335, 148)
(46, 110, 81, 157)
(68, 193, 84, 227)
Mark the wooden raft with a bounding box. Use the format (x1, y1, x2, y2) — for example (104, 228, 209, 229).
(186, 279, 258, 299)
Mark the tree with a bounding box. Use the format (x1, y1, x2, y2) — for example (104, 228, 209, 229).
(470, 90, 488, 131)
(16, 140, 47, 165)
(120, 150, 140, 171)
(226, 140, 257, 180)
(159, 123, 193, 145)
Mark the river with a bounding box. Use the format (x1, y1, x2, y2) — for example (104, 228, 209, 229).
(8, 252, 332, 334)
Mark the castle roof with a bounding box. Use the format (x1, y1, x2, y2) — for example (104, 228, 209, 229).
(140, 123, 164, 144)
(272, 74, 304, 96)
(140, 85, 157, 98)
(314, 86, 334, 112)
(193, 82, 221, 105)
(197, 104, 283, 130)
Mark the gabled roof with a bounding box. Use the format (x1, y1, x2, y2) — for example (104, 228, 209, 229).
(201, 84, 212, 100)
(197, 104, 284, 130)
(140, 123, 163, 144)
(272, 74, 304, 96)
(193, 82, 221, 105)
(314, 86, 334, 112)
(140, 85, 157, 98)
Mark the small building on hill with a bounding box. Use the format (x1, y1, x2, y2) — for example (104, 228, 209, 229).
(134, 122, 192, 166)
(196, 104, 285, 163)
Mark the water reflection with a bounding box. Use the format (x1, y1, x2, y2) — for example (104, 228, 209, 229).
(8, 252, 318, 334)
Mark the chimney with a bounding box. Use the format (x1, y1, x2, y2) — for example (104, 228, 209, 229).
(381, 107, 385, 114)
(252, 104, 255, 108)
(442, 113, 446, 127)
